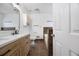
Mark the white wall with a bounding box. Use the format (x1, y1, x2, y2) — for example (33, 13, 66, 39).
(30, 13, 53, 39)
(30, 4, 53, 39)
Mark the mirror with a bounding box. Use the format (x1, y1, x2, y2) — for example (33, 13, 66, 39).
(0, 3, 20, 31)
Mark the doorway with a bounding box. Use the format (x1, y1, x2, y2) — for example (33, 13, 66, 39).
(43, 27, 53, 56)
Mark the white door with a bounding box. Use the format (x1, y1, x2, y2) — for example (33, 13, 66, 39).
(30, 13, 43, 39)
(52, 3, 79, 56)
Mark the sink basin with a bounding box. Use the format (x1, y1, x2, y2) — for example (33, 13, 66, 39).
(0, 37, 10, 40)
(0, 35, 16, 40)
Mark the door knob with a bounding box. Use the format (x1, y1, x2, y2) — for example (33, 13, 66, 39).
(51, 34, 55, 37)
(53, 34, 55, 37)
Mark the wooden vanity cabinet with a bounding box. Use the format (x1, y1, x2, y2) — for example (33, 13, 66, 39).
(19, 35, 31, 56)
(0, 35, 31, 56)
(0, 40, 19, 56)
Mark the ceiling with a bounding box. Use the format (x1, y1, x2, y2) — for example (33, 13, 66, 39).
(0, 3, 19, 14)
(19, 3, 52, 13)
(0, 3, 52, 14)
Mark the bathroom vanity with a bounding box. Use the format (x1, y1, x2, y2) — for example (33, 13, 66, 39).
(0, 34, 31, 56)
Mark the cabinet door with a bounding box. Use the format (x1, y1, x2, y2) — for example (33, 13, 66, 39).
(19, 36, 31, 56)
(25, 39, 31, 55)
(19, 37, 26, 56)
(24, 37, 31, 55)
(10, 48, 19, 56)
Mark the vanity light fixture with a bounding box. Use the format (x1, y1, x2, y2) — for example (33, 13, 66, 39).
(23, 14, 27, 26)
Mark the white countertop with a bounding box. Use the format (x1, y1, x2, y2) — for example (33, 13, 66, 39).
(0, 33, 29, 48)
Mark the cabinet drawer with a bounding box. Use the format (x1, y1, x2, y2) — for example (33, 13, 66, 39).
(4, 47, 19, 56)
(0, 40, 18, 56)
